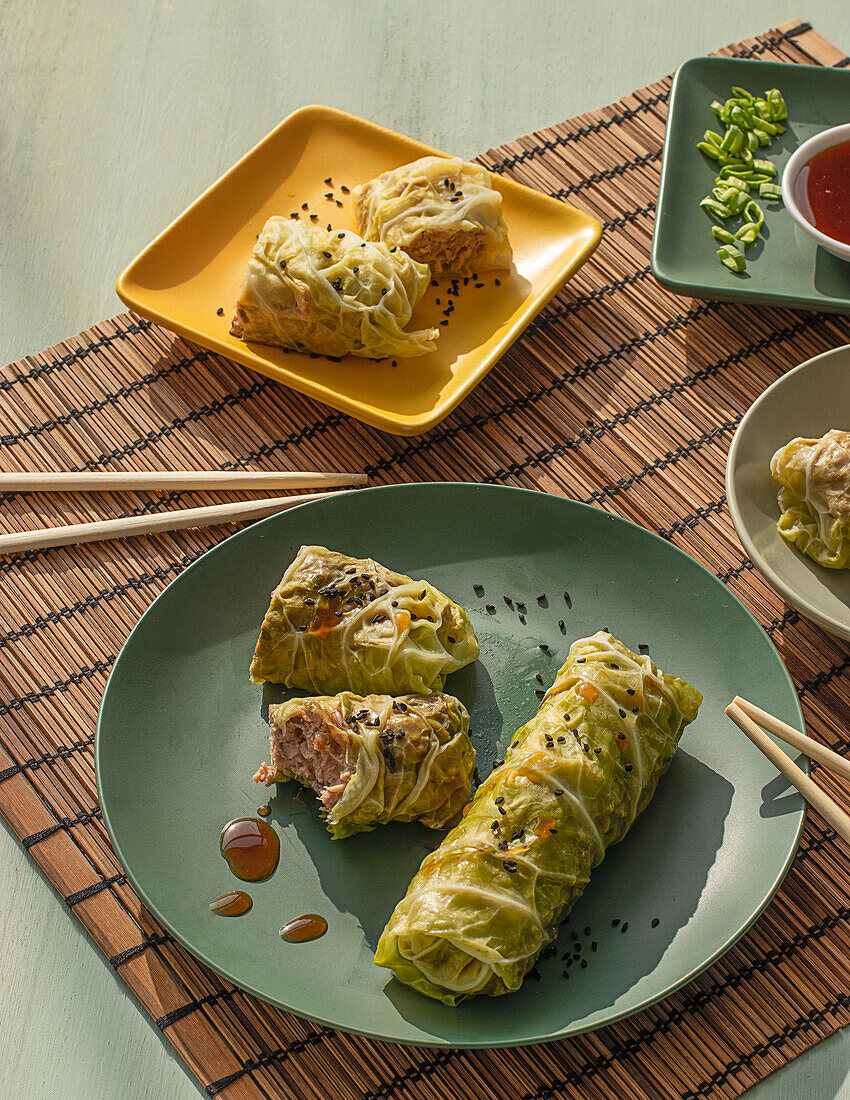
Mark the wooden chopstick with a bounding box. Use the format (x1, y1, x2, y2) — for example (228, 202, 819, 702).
(732, 696, 850, 782)
(0, 492, 338, 555)
(0, 470, 367, 492)
(725, 700, 850, 845)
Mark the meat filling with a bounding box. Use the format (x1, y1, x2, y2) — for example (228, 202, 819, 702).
(258, 707, 353, 810)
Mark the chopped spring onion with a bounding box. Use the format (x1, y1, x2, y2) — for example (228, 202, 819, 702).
(695, 84, 787, 273)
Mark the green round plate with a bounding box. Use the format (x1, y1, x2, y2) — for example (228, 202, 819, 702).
(726, 344, 850, 642)
(96, 483, 805, 1047)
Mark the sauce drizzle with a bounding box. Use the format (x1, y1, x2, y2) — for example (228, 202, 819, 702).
(280, 914, 328, 943)
(220, 817, 280, 881)
(209, 890, 252, 916)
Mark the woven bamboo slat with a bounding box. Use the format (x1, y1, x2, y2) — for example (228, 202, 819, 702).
(2, 17, 850, 1099)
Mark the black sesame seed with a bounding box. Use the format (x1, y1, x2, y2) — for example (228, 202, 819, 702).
(381, 288, 388, 296)
(439, 320, 448, 326)
(494, 796, 504, 804)
(324, 177, 332, 184)
(573, 953, 581, 961)
(583, 744, 590, 753)
(625, 764, 633, 772)
(325, 192, 334, 199)
(503, 595, 513, 606)
(537, 593, 546, 602)
(216, 307, 224, 315)
(632, 706, 640, 714)
(626, 688, 635, 695)
(490, 821, 499, 832)
(557, 735, 565, 743)
(389, 246, 397, 252)
(610, 663, 619, 669)
(539, 644, 549, 651)
(497, 840, 508, 850)
(581, 959, 587, 969)
(310, 214, 319, 221)
(290, 212, 299, 218)
(473, 583, 484, 592)
(593, 747, 602, 754)
(576, 657, 586, 664)
(535, 689, 545, 697)
(563, 591, 570, 601)
(554, 788, 563, 795)
(558, 620, 566, 632)
(516, 602, 527, 611)
(498, 805, 506, 815)
(486, 604, 495, 612)
(550, 827, 558, 834)
(448, 635, 456, 644)
(562, 971, 570, 979)
(301, 202, 308, 210)
(341, 185, 350, 193)
(618, 709, 626, 718)
(591, 941, 598, 951)
(639, 643, 650, 654)
(535, 673, 544, 684)
(280, 260, 287, 269)
(495, 278, 501, 286)
(327, 223, 333, 231)
(518, 614, 526, 623)
(617, 732, 626, 740)
(621, 922, 629, 933)
(336, 200, 343, 207)
(652, 918, 660, 928)
(612, 919, 620, 927)
(431, 279, 438, 286)
(322, 251, 332, 258)
(475, 282, 484, 288)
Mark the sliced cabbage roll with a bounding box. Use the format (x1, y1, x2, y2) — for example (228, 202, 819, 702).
(230, 218, 438, 358)
(254, 691, 474, 838)
(353, 156, 512, 278)
(250, 546, 479, 695)
(770, 429, 850, 569)
(375, 631, 702, 1004)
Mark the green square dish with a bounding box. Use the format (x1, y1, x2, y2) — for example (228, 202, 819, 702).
(652, 57, 850, 313)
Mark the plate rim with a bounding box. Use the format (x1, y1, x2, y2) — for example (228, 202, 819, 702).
(651, 55, 850, 314)
(726, 342, 850, 641)
(96, 482, 807, 1047)
(115, 104, 603, 436)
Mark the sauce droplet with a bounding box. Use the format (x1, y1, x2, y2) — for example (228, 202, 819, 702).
(209, 890, 252, 916)
(257, 804, 271, 817)
(220, 817, 280, 881)
(280, 914, 328, 943)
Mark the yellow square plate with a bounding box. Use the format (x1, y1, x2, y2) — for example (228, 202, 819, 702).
(116, 106, 602, 436)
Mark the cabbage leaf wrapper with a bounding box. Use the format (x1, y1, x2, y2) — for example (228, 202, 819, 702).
(255, 691, 474, 839)
(250, 546, 479, 695)
(770, 429, 850, 569)
(353, 156, 512, 278)
(375, 631, 702, 1004)
(230, 218, 438, 359)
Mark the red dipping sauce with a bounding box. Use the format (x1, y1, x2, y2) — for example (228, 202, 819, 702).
(805, 140, 850, 246)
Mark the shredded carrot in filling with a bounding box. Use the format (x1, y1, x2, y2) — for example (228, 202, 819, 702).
(533, 815, 558, 838)
(309, 607, 343, 638)
(394, 610, 411, 632)
(575, 682, 599, 704)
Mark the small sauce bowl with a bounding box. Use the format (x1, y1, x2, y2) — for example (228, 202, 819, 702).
(782, 123, 850, 263)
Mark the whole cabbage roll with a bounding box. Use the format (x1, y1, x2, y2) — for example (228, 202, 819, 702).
(353, 156, 512, 278)
(375, 631, 702, 1004)
(254, 691, 474, 838)
(230, 218, 438, 359)
(250, 546, 479, 695)
(770, 429, 850, 569)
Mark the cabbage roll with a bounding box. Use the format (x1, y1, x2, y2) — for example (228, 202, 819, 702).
(254, 691, 474, 838)
(375, 631, 702, 1004)
(250, 546, 479, 695)
(230, 218, 438, 358)
(353, 156, 512, 278)
(770, 429, 850, 569)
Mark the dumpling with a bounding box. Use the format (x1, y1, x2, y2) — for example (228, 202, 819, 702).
(770, 429, 850, 568)
(353, 156, 512, 278)
(254, 691, 474, 839)
(230, 218, 438, 359)
(249, 546, 480, 695)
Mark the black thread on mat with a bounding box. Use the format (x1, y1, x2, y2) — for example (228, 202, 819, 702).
(21, 808, 101, 849)
(798, 654, 850, 698)
(834, 56, 850, 68)
(529, 264, 652, 334)
(681, 999, 850, 1100)
(343, 1051, 458, 1100)
(65, 873, 127, 908)
(156, 987, 237, 1031)
(549, 149, 662, 201)
(204, 1029, 333, 1095)
(766, 608, 800, 636)
(0, 736, 94, 782)
(781, 20, 812, 39)
(601, 202, 656, 232)
(484, 92, 670, 174)
(0, 319, 152, 395)
(658, 497, 727, 540)
(110, 932, 170, 969)
(0, 546, 210, 648)
(0, 658, 115, 720)
(718, 559, 754, 584)
(0, 349, 212, 453)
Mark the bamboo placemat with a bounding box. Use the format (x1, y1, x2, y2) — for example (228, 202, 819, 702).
(3, 17, 850, 1099)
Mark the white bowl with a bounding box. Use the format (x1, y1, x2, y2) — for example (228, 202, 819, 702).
(782, 123, 850, 263)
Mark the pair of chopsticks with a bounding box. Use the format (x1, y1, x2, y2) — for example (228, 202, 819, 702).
(726, 697, 850, 844)
(0, 470, 367, 555)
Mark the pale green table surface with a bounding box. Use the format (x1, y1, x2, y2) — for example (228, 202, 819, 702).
(2, 2, 850, 1097)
